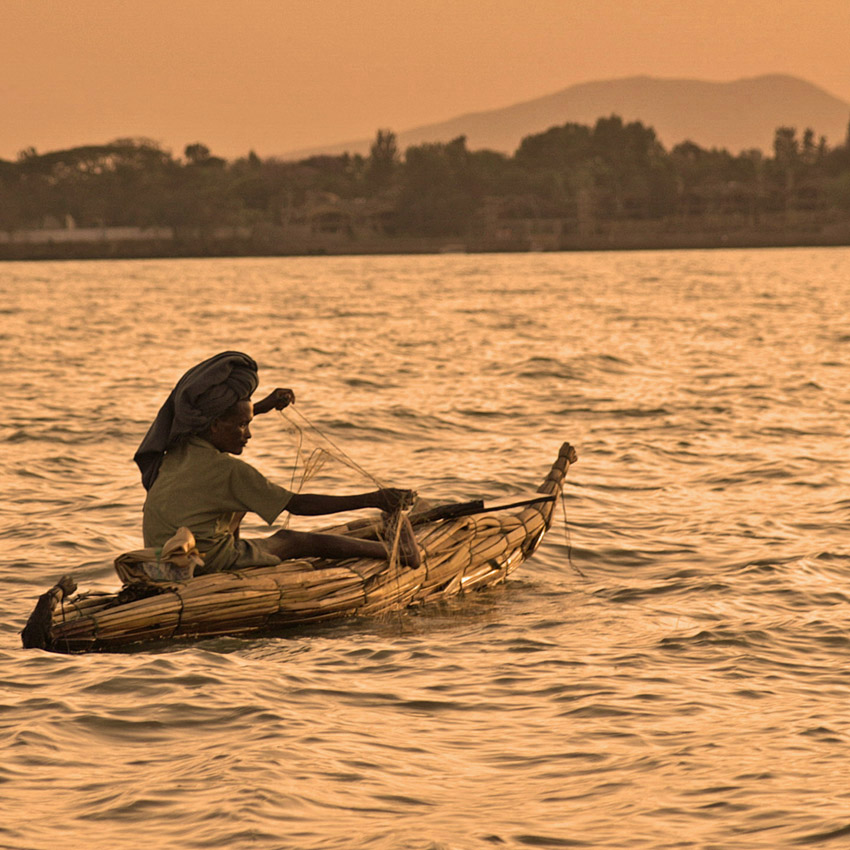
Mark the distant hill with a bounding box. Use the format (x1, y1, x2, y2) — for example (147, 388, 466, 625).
(283, 74, 850, 160)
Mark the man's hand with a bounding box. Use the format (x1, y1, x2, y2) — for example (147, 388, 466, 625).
(374, 488, 417, 513)
(253, 388, 296, 415)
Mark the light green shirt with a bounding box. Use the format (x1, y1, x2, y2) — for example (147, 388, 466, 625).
(142, 435, 293, 573)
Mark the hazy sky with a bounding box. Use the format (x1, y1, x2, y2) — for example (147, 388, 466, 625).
(3, 0, 849, 161)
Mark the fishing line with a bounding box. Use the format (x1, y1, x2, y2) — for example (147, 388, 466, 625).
(560, 489, 585, 577)
(278, 405, 386, 489)
(276, 410, 337, 494)
(273, 409, 307, 529)
(276, 405, 407, 558)
(281, 410, 306, 493)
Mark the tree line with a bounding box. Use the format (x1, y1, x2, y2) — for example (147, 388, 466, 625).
(2, 115, 850, 244)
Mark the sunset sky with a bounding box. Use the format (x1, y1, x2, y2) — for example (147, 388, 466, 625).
(3, 0, 849, 161)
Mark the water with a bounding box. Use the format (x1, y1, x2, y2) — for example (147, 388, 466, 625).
(1, 248, 849, 849)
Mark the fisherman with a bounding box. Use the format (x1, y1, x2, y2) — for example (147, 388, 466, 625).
(135, 351, 420, 575)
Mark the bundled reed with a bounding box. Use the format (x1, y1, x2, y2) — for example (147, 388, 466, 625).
(23, 442, 575, 652)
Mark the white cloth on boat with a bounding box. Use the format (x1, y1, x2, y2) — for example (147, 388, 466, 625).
(134, 351, 259, 490)
(114, 526, 204, 585)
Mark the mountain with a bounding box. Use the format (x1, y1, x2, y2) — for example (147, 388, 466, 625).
(283, 74, 850, 160)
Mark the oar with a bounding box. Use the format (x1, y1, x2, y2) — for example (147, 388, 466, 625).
(409, 493, 556, 525)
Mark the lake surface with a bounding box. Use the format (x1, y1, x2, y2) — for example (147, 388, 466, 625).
(2, 248, 849, 849)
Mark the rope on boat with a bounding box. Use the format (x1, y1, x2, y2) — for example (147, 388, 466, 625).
(559, 486, 584, 577)
(170, 586, 186, 637)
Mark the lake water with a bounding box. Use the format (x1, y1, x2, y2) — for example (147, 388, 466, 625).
(2, 248, 849, 849)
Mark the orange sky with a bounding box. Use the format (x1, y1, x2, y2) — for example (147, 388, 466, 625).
(2, 0, 849, 161)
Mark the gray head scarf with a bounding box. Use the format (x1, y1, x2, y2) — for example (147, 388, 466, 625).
(134, 351, 259, 490)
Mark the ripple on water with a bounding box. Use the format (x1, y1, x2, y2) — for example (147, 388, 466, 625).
(3, 250, 850, 849)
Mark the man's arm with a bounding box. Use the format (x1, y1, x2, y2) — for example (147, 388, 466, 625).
(287, 489, 415, 516)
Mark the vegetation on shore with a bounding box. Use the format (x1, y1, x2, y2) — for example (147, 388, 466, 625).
(2, 115, 850, 257)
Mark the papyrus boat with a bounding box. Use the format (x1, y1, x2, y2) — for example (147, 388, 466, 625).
(22, 443, 574, 653)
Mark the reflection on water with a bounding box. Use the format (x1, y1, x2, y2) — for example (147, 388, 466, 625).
(2, 248, 850, 849)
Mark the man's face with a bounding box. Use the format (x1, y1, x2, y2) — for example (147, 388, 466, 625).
(208, 400, 253, 454)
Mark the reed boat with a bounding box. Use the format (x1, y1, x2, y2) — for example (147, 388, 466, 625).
(22, 443, 575, 653)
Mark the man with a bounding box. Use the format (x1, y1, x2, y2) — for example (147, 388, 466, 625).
(135, 351, 420, 575)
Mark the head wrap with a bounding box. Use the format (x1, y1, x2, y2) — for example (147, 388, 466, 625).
(134, 351, 259, 490)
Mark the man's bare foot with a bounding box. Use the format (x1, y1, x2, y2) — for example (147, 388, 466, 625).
(382, 510, 421, 568)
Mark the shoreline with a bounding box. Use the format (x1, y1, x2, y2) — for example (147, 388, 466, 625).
(2, 230, 849, 261)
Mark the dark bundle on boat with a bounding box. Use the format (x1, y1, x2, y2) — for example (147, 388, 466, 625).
(22, 443, 575, 653)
